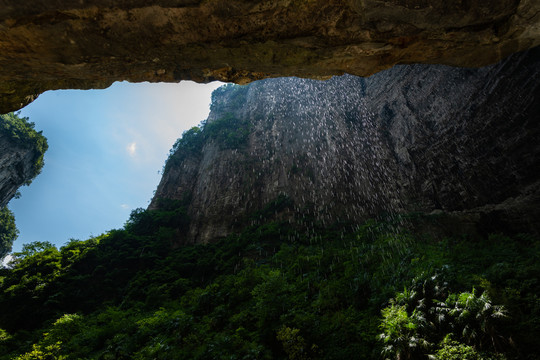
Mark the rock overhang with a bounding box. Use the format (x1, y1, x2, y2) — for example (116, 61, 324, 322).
(0, 0, 539, 112)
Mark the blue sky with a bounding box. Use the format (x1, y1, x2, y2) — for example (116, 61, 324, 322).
(8, 81, 223, 252)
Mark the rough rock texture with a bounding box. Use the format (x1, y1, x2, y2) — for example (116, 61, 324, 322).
(1, 0, 540, 113)
(0, 132, 40, 208)
(151, 47, 540, 244)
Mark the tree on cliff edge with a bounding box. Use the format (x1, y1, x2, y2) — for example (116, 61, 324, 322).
(0, 207, 18, 260)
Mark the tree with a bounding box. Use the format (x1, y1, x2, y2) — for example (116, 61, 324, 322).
(447, 289, 508, 351)
(13, 241, 55, 259)
(0, 207, 18, 261)
(379, 301, 430, 360)
(277, 326, 319, 360)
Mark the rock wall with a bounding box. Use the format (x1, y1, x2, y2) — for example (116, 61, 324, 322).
(0, 132, 41, 208)
(152, 47, 540, 243)
(1, 0, 540, 113)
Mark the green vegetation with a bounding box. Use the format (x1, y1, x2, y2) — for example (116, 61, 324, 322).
(204, 112, 251, 150)
(0, 112, 48, 184)
(1, 98, 537, 358)
(210, 83, 249, 112)
(0, 112, 47, 261)
(0, 200, 537, 359)
(164, 126, 204, 171)
(164, 84, 251, 172)
(0, 207, 18, 260)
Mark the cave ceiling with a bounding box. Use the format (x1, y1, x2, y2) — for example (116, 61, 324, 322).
(1, 0, 539, 112)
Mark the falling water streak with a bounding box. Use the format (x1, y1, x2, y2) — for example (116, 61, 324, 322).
(245, 77, 408, 235)
(193, 76, 416, 270)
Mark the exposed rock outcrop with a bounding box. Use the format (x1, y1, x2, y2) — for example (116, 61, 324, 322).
(152, 47, 540, 244)
(1, 0, 540, 113)
(0, 113, 48, 208)
(0, 132, 40, 208)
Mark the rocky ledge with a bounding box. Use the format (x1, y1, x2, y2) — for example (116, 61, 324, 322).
(1, 0, 539, 112)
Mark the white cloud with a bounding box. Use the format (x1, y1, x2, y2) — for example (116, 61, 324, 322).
(1, 254, 13, 268)
(120, 204, 130, 210)
(126, 142, 137, 157)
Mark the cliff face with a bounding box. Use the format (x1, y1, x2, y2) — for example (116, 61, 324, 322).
(0, 113, 48, 208)
(1, 0, 540, 113)
(152, 47, 540, 244)
(0, 132, 40, 208)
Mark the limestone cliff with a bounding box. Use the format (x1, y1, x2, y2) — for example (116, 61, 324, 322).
(0, 113, 48, 208)
(1, 0, 540, 113)
(151, 47, 540, 244)
(0, 133, 39, 208)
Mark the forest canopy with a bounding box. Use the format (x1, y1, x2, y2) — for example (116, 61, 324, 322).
(0, 201, 537, 359)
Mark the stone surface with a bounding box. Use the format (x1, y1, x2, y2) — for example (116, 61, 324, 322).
(0, 132, 40, 208)
(151, 47, 540, 244)
(1, 0, 540, 113)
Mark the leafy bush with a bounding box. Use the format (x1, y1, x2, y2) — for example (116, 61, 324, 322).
(210, 83, 249, 112)
(204, 112, 251, 149)
(432, 335, 505, 360)
(163, 126, 204, 172)
(379, 281, 508, 359)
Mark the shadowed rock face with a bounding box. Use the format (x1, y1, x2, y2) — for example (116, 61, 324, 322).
(0, 132, 40, 208)
(151, 48, 540, 244)
(1, 0, 539, 112)
(0, 112, 47, 209)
